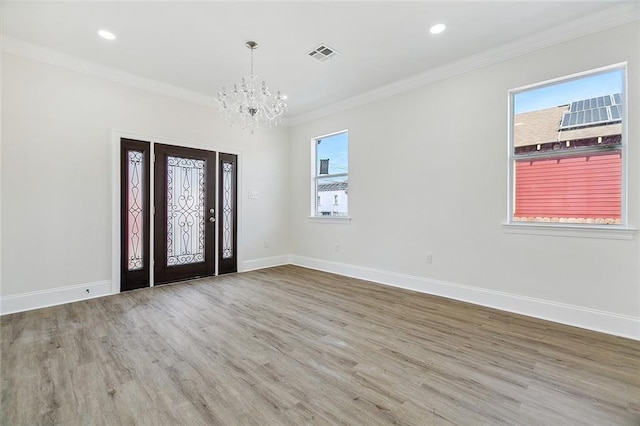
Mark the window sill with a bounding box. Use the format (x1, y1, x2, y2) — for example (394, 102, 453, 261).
(308, 216, 352, 224)
(502, 223, 635, 240)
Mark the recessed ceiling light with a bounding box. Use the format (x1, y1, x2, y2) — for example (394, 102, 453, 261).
(98, 30, 116, 40)
(430, 24, 446, 35)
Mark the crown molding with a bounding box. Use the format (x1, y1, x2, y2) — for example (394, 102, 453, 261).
(1, 3, 638, 126)
(1, 35, 214, 108)
(286, 2, 640, 127)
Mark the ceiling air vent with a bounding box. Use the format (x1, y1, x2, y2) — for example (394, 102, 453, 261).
(307, 44, 338, 62)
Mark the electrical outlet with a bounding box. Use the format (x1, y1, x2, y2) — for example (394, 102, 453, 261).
(264, 241, 269, 248)
(334, 243, 340, 252)
(425, 253, 433, 264)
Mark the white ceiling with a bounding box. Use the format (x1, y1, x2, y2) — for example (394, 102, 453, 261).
(1, 1, 633, 121)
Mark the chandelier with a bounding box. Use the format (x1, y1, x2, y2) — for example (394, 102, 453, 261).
(216, 41, 287, 132)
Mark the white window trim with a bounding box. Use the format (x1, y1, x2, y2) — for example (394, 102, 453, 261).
(501, 223, 635, 240)
(505, 62, 634, 239)
(310, 129, 350, 222)
(308, 216, 352, 224)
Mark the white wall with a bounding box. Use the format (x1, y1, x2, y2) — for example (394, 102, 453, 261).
(1, 22, 638, 338)
(289, 23, 639, 330)
(1, 52, 290, 299)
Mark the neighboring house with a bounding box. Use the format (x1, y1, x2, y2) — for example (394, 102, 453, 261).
(317, 181, 348, 216)
(513, 93, 622, 224)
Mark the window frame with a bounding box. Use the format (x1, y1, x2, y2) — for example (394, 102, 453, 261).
(505, 63, 634, 239)
(310, 129, 350, 222)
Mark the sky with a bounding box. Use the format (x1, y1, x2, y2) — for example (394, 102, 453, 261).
(514, 69, 623, 114)
(316, 131, 348, 175)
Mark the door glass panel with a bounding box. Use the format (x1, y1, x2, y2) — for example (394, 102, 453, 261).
(127, 150, 144, 271)
(222, 161, 234, 259)
(166, 156, 206, 266)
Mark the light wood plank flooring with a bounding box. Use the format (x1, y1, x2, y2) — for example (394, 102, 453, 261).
(2, 265, 639, 425)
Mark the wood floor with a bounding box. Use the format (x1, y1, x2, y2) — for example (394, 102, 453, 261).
(1, 265, 639, 425)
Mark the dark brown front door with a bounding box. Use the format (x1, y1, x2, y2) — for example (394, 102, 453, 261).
(154, 144, 216, 284)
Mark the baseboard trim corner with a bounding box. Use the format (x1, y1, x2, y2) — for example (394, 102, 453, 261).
(0, 280, 112, 316)
(289, 255, 640, 341)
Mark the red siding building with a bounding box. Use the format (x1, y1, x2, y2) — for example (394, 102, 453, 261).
(515, 153, 621, 222)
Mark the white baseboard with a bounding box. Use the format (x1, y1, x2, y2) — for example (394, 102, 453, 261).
(1, 253, 293, 315)
(0, 280, 112, 316)
(290, 255, 640, 341)
(240, 255, 293, 273)
(3, 257, 637, 341)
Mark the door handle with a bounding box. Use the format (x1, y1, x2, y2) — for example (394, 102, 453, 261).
(209, 217, 215, 222)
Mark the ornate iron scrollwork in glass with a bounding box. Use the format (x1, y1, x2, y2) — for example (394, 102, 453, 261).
(166, 156, 206, 266)
(222, 161, 234, 259)
(127, 151, 144, 271)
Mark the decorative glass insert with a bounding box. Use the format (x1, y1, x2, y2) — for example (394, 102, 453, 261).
(222, 161, 234, 259)
(166, 156, 206, 266)
(127, 151, 144, 271)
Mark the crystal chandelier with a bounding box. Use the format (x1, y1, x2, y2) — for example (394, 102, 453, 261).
(216, 41, 288, 132)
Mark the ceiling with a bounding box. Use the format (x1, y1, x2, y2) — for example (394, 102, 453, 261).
(1, 1, 632, 121)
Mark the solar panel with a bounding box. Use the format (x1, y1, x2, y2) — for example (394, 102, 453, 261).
(610, 105, 621, 120)
(568, 95, 620, 112)
(559, 93, 622, 130)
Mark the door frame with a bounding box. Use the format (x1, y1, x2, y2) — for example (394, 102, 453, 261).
(110, 130, 243, 294)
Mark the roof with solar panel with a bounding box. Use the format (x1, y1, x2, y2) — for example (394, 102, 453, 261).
(514, 93, 622, 148)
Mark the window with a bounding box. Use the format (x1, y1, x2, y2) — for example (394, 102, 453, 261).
(508, 65, 626, 227)
(313, 131, 348, 217)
